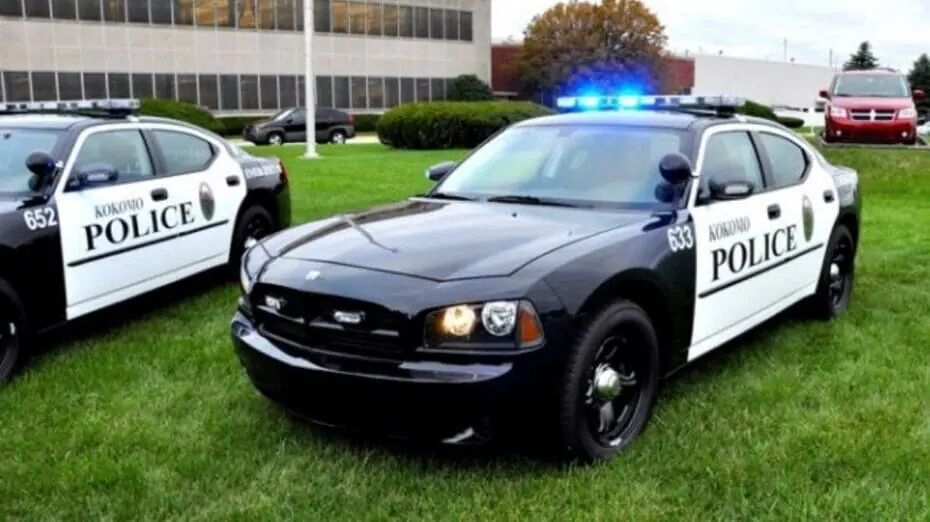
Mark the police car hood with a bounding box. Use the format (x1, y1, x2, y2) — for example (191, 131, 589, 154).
(262, 199, 645, 281)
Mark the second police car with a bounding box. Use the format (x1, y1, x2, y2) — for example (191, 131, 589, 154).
(231, 94, 861, 464)
(0, 99, 290, 384)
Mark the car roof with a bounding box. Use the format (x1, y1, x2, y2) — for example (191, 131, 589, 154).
(838, 68, 903, 76)
(0, 113, 89, 130)
(514, 110, 751, 131)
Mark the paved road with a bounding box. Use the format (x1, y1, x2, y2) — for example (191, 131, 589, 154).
(228, 135, 380, 147)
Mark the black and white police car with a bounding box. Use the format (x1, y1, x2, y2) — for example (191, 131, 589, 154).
(230, 94, 860, 464)
(0, 99, 291, 384)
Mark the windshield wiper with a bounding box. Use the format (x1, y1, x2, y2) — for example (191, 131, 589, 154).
(417, 191, 476, 201)
(486, 194, 582, 207)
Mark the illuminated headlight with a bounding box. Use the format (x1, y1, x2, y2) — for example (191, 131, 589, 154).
(898, 108, 918, 119)
(829, 106, 847, 118)
(239, 242, 270, 295)
(423, 300, 545, 350)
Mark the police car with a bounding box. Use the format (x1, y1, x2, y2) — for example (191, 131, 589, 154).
(230, 94, 860, 464)
(0, 99, 290, 384)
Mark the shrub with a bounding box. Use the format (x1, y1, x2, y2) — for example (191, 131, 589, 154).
(776, 116, 805, 129)
(139, 98, 225, 134)
(376, 101, 554, 149)
(217, 116, 264, 137)
(446, 74, 494, 102)
(736, 100, 778, 122)
(352, 113, 380, 132)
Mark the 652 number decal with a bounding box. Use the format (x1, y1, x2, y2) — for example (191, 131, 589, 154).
(23, 207, 58, 230)
(667, 225, 694, 252)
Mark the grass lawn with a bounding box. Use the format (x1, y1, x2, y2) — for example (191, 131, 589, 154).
(3, 143, 930, 520)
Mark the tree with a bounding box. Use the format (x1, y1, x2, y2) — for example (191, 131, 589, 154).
(908, 53, 930, 113)
(843, 41, 879, 71)
(514, 0, 671, 98)
(446, 74, 494, 101)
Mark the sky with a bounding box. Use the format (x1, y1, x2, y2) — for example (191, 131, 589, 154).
(490, 0, 930, 71)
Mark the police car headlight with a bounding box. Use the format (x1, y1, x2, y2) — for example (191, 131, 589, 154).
(422, 300, 544, 350)
(239, 243, 270, 295)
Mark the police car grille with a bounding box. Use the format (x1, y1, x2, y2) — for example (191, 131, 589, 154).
(252, 287, 413, 359)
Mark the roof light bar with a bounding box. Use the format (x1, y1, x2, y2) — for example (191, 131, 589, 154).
(0, 98, 140, 114)
(556, 94, 746, 112)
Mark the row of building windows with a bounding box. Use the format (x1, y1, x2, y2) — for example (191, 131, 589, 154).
(0, 1, 474, 41)
(1, 70, 457, 111)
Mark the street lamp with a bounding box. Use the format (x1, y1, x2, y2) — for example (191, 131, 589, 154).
(303, 0, 319, 159)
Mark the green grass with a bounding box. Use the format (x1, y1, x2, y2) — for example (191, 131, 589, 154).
(3, 143, 930, 520)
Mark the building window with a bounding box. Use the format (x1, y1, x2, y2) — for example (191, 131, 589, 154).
(108, 73, 131, 98)
(158, 74, 179, 101)
(348, 0, 364, 34)
(127, 0, 148, 23)
(397, 5, 412, 37)
(443, 9, 458, 40)
(59, 72, 84, 99)
(331, 0, 347, 33)
(315, 76, 333, 108)
(131, 73, 153, 98)
(365, 1, 381, 35)
(198, 74, 219, 109)
(195, 0, 215, 26)
(400, 77, 413, 104)
(367, 77, 383, 109)
(381, 3, 397, 37)
(257, 0, 274, 29)
(26, 0, 51, 18)
(233, 0, 254, 28)
(31, 72, 57, 101)
(102, 0, 125, 22)
(77, 0, 101, 20)
(430, 78, 444, 101)
(150, 0, 169, 23)
(297, 75, 305, 105)
(459, 11, 472, 41)
(174, 0, 193, 25)
(2, 72, 29, 101)
(429, 8, 443, 39)
(259, 75, 278, 109)
(350, 77, 366, 109)
(83, 72, 107, 98)
(413, 6, 427, 38)
(0, 0, 24, 17)
(416, 78, 429, 101)
(240, 74, 259, 109)
(333, 76, 350, 109)
(311, 0, 327, 31)
(220, 74, 239, 110)
(52, 0, 78, 19)
(280, 75, 297, 107)
(384, 77, 399, 107)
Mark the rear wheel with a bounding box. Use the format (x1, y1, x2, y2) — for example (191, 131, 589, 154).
(228, 205, 275, 274)
(268, 132, 285, 146)
(557, 299, 661, 463)
(804, 224, 855, 320)
(330, 130, 348, 144)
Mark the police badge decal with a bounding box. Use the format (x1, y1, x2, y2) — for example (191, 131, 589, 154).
(199, 182, 215, 221)
(802, 195, 814, 242)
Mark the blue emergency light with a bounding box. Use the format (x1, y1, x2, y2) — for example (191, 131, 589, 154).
(0, 98, 140, 114)
(555, 94, 745, 114)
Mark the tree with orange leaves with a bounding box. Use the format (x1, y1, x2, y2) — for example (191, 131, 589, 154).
(515, 0, 672, 97)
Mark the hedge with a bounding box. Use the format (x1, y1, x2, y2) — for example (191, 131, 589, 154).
(736, 100, 778, 121)
(139, 98, 225, 135)
(376, 101, 555, 149)
(353, 113, 380, 133)
(776, 116, 805, 129)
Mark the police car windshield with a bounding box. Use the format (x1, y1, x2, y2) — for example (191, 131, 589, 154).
(0, 128, 62, 194)
(434, 124, 687, 209)
(833, 74, 910, 97)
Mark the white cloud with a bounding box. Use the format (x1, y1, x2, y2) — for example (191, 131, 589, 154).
(491, 0, 930, 70)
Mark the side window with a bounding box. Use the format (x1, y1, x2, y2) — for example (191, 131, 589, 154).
(151, 130, 216, 175)
(291, 109, 306, 122)
(73, 129, 154, 181)
(699, 131, 765, 190)
(758, 133, 808, 188)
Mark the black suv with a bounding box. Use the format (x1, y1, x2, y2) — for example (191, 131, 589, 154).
(243, 107, 356, 146)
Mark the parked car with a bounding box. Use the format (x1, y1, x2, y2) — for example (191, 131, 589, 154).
(242, 107, 355, 146)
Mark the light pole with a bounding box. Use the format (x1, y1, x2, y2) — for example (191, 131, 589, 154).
(303, 0, 319, 159)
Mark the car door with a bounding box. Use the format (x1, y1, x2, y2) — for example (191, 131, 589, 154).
(145, 125, 248, 269)
(315, 108, 336, 141)
(284, 108, 307, 143)
(54, 126, 189, 320)
(687, 128, 805, 360)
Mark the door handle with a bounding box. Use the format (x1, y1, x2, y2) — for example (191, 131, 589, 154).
(823, 189, 835, 202)
(150, 188, 168, 201)
(767, 204, 780, 219)
(226, 175, 241, 186)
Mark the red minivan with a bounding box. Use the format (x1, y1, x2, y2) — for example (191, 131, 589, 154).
(820, 68, 924, 144)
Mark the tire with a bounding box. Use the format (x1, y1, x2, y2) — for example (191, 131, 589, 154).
(268, 132, 285, 146)
(557, 299, 661, 464)
(228, 205, 276, 274)
(0, 280, 28, 386)
(804, 224, 855, 320)
(330, 130, 348, 144)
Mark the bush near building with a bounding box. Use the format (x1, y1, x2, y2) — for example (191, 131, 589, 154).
(138, 98, 226, 135)
(736, 100, 805, 128)
(375, 100, 554, 149)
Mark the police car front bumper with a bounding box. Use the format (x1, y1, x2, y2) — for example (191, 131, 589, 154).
(230, 307, 553, 443)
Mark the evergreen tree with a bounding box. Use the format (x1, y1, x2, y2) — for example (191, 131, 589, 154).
(843, 41, 879, 71)
(907, 53, 930, 112)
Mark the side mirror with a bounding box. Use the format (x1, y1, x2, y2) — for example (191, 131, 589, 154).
(709, 178, 754, 201)
(658, 152, 693, 185)
(818, 89, 830, 99)
(25, 151, 58, 181)
(914, 89, 924, 100)
(67, 163, 119, 190)
(424, 161, 456, 182)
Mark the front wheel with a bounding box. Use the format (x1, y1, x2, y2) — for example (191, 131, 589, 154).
(330, 130, 348, 144)
(0, 282, 27, 386)
(227, 205, 276, 274)
(557, 299, 661, 464)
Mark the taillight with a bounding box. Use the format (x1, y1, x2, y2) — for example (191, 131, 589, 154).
(278, 159, 288, 183)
